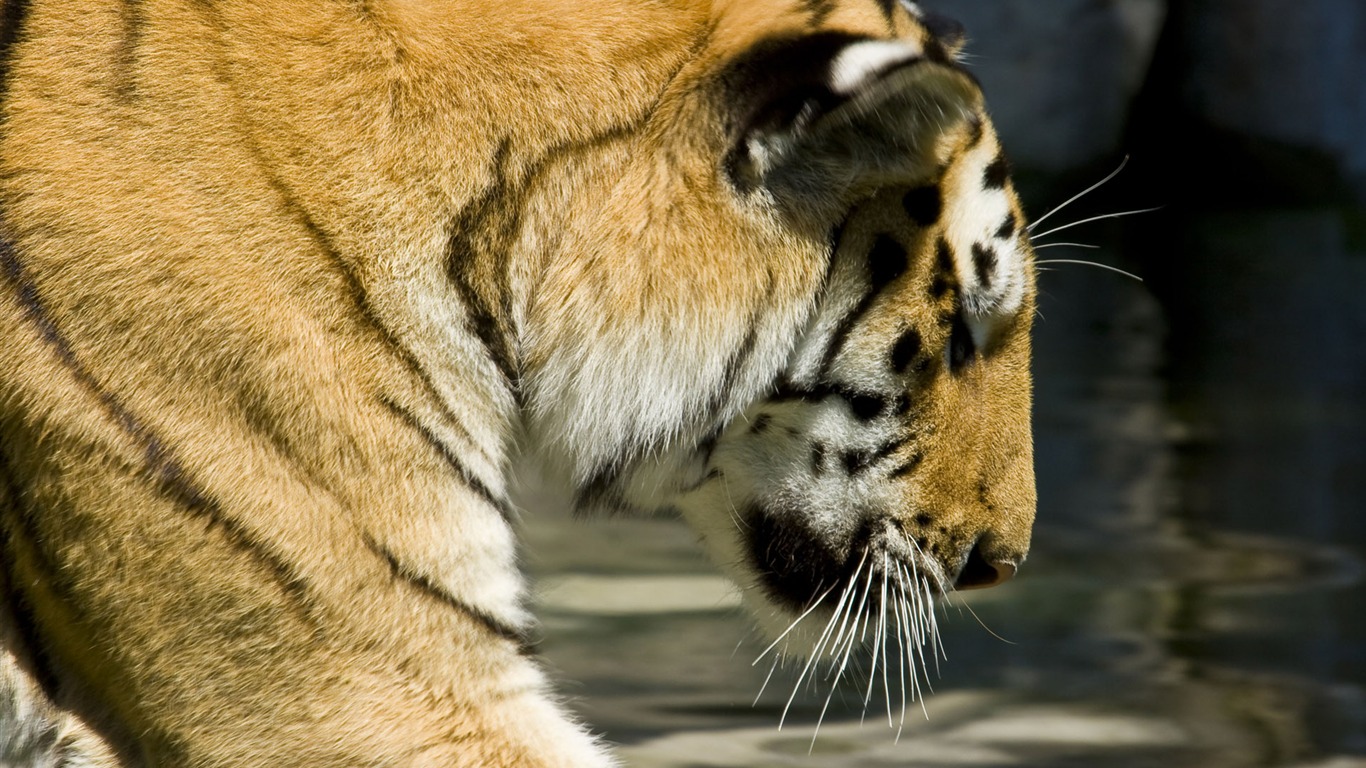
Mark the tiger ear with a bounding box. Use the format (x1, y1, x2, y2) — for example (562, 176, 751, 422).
(724, 33, 982, 202)
(903, 2, 970, 60)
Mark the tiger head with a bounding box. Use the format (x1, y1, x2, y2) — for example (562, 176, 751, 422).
(519, 0, 1036, 668)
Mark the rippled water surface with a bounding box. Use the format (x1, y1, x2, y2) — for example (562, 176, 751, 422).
(523, 204, 1366, 767)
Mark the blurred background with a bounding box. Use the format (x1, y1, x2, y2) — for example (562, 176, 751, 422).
(523, 2, 1366, 765)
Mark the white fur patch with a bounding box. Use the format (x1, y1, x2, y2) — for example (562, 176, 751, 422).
(827, 41, 923, 95)
(942, 146, 1029, 347)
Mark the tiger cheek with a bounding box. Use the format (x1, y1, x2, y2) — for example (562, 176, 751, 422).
(909, 320, 1036, 589)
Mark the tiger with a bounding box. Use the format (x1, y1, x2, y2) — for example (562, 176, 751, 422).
(0, 0, 1036, 764)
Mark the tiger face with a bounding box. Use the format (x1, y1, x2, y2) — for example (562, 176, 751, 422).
(521, 0, 1036, 673)
(682, 152, 1036, 650)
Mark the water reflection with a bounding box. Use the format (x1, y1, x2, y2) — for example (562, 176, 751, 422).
(523, 206, 1366, 767)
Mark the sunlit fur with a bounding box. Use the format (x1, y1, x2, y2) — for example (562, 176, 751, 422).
(0, 0, 1035, 764)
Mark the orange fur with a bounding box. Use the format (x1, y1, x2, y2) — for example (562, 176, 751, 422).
(0, 0, 1035, 764)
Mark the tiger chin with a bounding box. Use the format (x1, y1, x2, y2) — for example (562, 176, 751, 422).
(0, 0, 1034, 765)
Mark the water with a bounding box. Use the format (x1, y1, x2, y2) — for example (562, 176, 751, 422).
(522, 203, 1366, 767)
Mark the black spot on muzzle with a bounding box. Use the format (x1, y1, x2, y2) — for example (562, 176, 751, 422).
(745, 507, 878, 611)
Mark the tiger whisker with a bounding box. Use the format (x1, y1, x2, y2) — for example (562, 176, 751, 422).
(1034, 258, 1143, 283)
(902, 561, 938, 695)
(1031, 241, 1099, 250)
(779, 532, 964, 745)
(858, 558, 876, 646)
(898, 533, 935, 644)
(898, 563, 931, 693)
(927, 577, 946, 669)
(807, 555, 869, 748)
(780, 590, 843, 729)
(890, 579, 907, 729)
(890, 579, 912, 721)
(827, 560, 873, 686)
(1027, 155, 1130, 233)
(1029, 206, 1162, 242)
(810, 612, 860, 749)
(879, 559, 893, 728)
(752, 583, 835, 666)
(960, 598, 1017, 646)
(896, 562, 930, 718)
(860, 562, 885, 716)
(781, 549, 864, 730)
(753, 653, 781, 706)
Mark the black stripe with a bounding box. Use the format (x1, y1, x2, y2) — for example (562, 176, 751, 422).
(292, 206, 487, 458)
(365, 536, 533, 654)
(800, 0, 836, 24)
(281, 191, 485, 454)
(929, 236, 955, 299)
(0, 237, 316, 617)
(965, 114, 985, 148)
(442, 123, 641, 408)
(708, 288, 766, 417)
(0, 450, 146, 768)
(893, 392, 911, 414)
(995, 211, 1018, 240)
(873, 0, 897, 24)
(192, 30, 491, 467)
(695, 423, 722, 466)
(574, 459, 625, 512)
(0, 446, 64, 696)
(721, 30, 867, 191)
(923, 37, 949, 65)
(867, 234, 908, 290)
(379, 397, 513, 524)
(723, 321, 761, 391)
(888, 450, 924, 478)
(0, 448, 147, 766)
(873, 436, 908, 461)
(115, 0, 143, 102)
(841, 436, 906, 476)
(0, 0, 32, 104)
(983, 153, 1011, 190)
(769, 378, 892, 422)
(446, 140, 520, 393)
(846, 392, 886, 421)
(768, 377, 827, 405)
(820, 235, 907, 377)
(268, 165, 489, 462)
(971, 242, 997, 289)
(890, 327, 922, 374)
(679, 467, 721, 494)
(816, 288, 877, 376)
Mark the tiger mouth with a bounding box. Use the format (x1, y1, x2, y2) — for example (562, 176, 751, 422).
(744, 507, 947, 613)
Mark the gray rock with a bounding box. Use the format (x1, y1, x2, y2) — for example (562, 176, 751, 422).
(1178, 0, 1366, 189)
(931, 0, 1166, 172)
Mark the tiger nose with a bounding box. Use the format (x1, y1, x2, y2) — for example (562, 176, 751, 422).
(952, 538, 1018, 590)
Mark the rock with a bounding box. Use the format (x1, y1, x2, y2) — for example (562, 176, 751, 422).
(1176, 0, 1366, 193)
(931, 0, 1166, 172)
